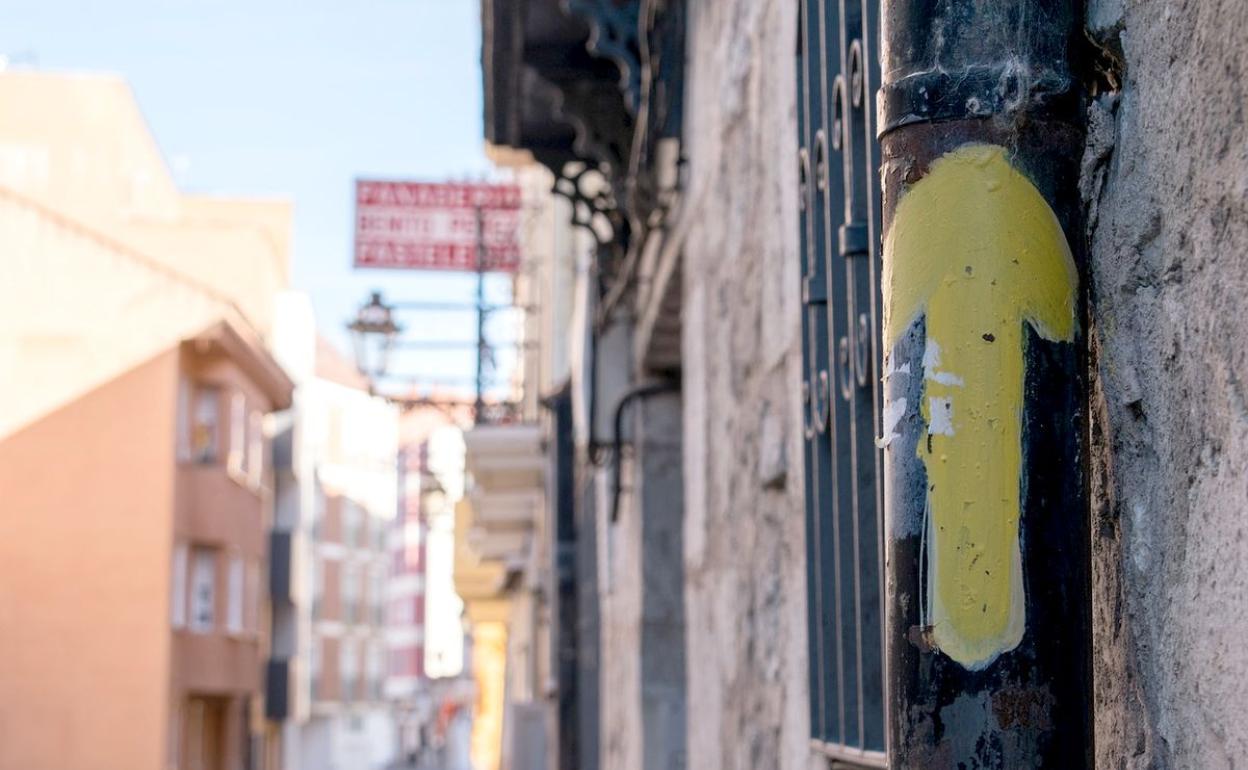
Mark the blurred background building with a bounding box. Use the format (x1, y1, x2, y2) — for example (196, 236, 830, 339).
(452, 158, 587, 770)
(0, 70, 294, 770)
(388, 408, 474, 770)
(270, 293, 400, 770)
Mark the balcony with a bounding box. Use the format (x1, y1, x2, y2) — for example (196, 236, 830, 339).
(467, 526, 533, 568)
(265, 658, 291, 720)
(469, 489, 542, 530)
(174, 632, 260, 694)
(269, 530, 292, 604)
(460, 423, 544, 576)
(175, 465, 265, 557)
(463, 423, 543, 489)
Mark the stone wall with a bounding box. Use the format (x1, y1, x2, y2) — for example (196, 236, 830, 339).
(600, 423, 645, 770)
(672, 0, 1248, 767)
(638, 393, 687, 770)
(1084, 0, 1248, 766)
(680, 1, 814, 769)
(599, 386, 686, 770)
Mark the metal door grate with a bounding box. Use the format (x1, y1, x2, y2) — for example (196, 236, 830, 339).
(796, 0, 886, 762)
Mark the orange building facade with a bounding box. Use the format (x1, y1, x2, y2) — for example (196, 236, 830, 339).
(0, 322, 292, 770)
(0, 70, 297, 770)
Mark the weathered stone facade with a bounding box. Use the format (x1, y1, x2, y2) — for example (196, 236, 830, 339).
(676, 0, 1248, 768)
(1085, 0, 1248, 766)
(482, 0, 1248, 767)
(680, 1, 813, 769)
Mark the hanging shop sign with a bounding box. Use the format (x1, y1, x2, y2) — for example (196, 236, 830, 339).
(353, 180, 523, 272)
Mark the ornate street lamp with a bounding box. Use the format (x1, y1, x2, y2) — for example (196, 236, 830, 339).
(347, 291, 402, 380)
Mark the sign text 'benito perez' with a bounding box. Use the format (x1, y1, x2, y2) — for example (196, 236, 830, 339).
(353, 180, 523, 272)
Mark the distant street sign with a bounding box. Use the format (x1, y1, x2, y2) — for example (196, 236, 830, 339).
(353, 180, 523, 272)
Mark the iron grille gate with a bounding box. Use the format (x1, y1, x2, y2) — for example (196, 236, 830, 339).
(796, 0, 886, 763)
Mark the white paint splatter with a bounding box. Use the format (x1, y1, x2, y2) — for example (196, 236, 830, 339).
(882, 355, 912, 381)
(876, 397, 908, 448)
(928, 396, 955, 435)
(922, 338, 965, 386)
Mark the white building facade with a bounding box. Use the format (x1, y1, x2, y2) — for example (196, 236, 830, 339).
(271, 292, 400, 770)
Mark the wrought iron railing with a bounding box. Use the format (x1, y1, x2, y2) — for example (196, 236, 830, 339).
(796, 0, 887, 761)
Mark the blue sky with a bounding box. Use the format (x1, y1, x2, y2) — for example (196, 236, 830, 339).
(2, 0, 517, 395)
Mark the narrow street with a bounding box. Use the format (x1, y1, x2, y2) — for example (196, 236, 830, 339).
(1, 1, 1247, 769)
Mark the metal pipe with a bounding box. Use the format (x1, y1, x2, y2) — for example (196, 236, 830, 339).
(474, 204, 488, 424)
(376, 374, 504, 388)
(392, 339, 538, 350)
(878, 0, 1093, 765)
(388, 300, 496, 313)
(393, 340, 490, 350)
(608, 379, 679, 523)
(587, 261, 605, 466)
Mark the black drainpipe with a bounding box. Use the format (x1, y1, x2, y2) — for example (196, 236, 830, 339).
(878, 0, 1093, 766)
(609, 380, 681, 523)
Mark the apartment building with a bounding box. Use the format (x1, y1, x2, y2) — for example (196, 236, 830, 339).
(0, 320, 293, 770)
(170, 325, 294, 770)
(450, 159, 587, 770)
(0, 70, 294, 770)
(309, 489, 389, 704)
(392, 414, 474, 769)
(387, 434, 443, 762)
(270, 296, 399, 770)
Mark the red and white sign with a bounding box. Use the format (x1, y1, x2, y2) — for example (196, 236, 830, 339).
(353, 180, 523, 272)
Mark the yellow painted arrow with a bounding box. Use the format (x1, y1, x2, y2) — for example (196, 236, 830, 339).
(882, 144, 1077, 669)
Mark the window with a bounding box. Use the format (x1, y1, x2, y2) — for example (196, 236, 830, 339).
(228, 392, 246, 478)
(171, 543, 188, 628)
(340, 638, 358, 701)
(343, 502, 360, 549)
(246, 559, 260, 633)
(343, 563, 359, 624)
(176, 378, 192, 463)
(390, 596, 414, 626)
(189, 387, 220, 464)
(190, 547, 216, 633)
(312, 555, 325, 619)
(247, 410, 264, 488)
(370, 565, 386, 626)
(796, 0, 886, 762)
(312, 486, 326, 539)
(226, 553, 244, 634)
(366, 641, 384, 700)
(310, 639, 322, 702)
(371, 515, 384, 552)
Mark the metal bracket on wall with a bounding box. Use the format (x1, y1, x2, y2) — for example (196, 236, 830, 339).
(607, 379, 680, 523)
(563, 0, 643, 113)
